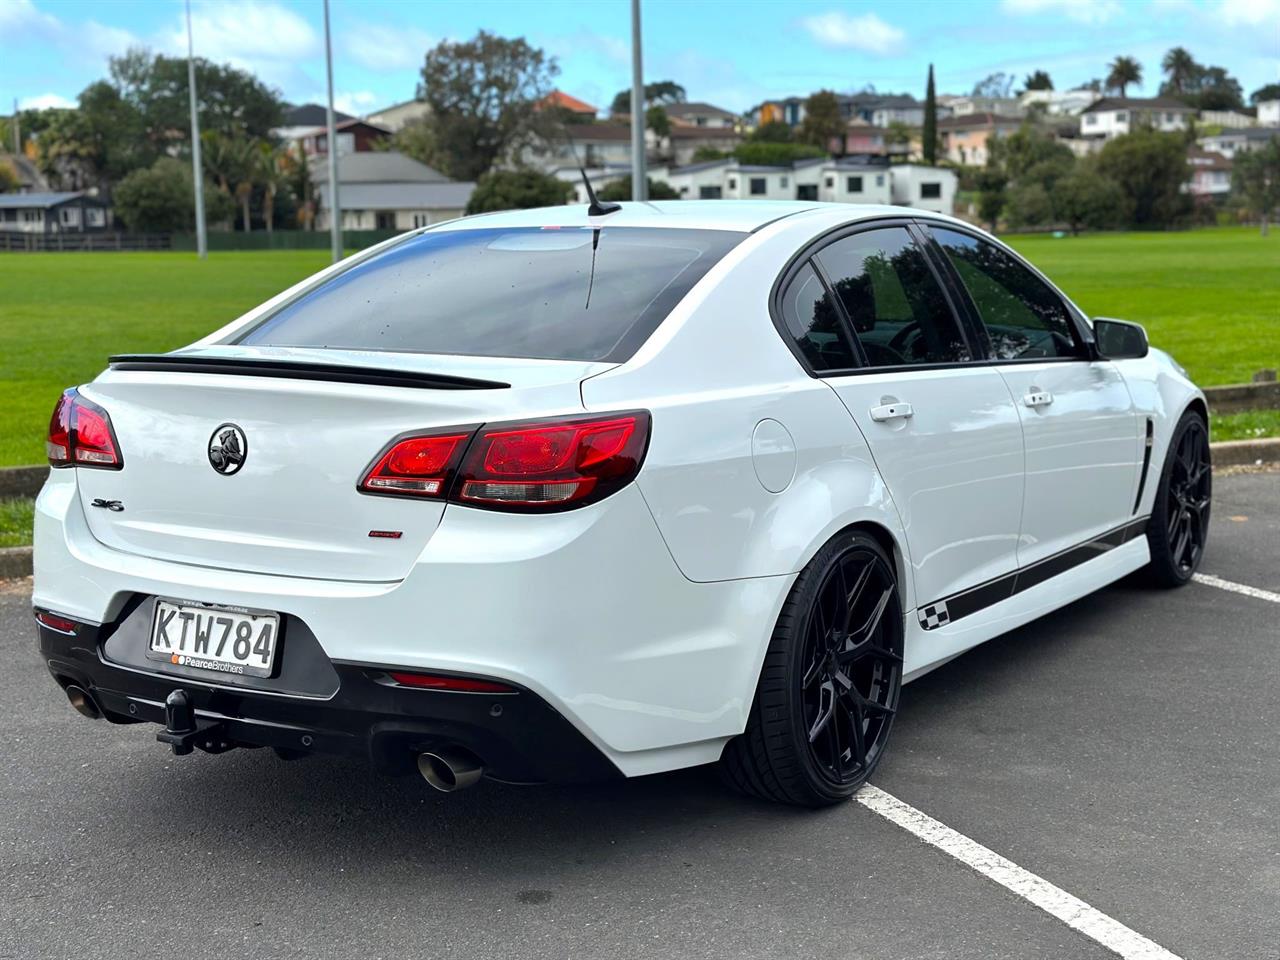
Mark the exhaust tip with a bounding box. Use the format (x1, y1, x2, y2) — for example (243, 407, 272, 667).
(65, 685, 101, 720)
(417, 748, 484, 793)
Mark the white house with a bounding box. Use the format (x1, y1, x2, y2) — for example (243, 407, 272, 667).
(1018, 88, 1098, 116)
(1198, 109, 1258, 129)
(947, 96, 1024, 118)
(1186, 148, 1233, 198)
(1257, 100, 1280, 127)
(663, 101, 738, 129)
(1199, 127, 1279, 159)
(365, 99, 431, 132)
(814, 160, 892, 204)
(889, 165, 958, 215)
(311, 151, 473, 231)
(1079, 97, 1195, 140)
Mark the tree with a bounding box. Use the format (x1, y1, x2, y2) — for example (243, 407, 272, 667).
(1096, 129, 1190, 227)
(1232, 135, 1280, 235)
(1051, 166, 1126, 234)
(1192, 67, 1244, 112)
(200, 131, 256, 231)
(922, 65, 938, 166)
(1023, 70, 1053, 92)
(0, 160, 18, 192)
(465, 168, 573, 213)
(885, 121, 912, 147)
(691, 146, 729, 163)
(1106, 56, 1142, 97)
(799, 90, 843, 149)
(113, 156, 232, 232)
(971, 72, 1014, 99)
(733, 142, 824, 166)
(597, 175, 679, 201)
(1005, 182, 1054, 228)
(1161, 47, 1197, 97)
(253, 141, 290, 233)
(646, 104, 671, 139)
(1251, 83, 1280, 105)
(988, 121, 1074, 183)
(749, 121, 793, 143)
(975, 169, 1007, 232)
(413, 31, 559, 181)
(609, 81, 685, 117)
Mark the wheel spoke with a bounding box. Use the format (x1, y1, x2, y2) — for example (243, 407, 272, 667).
(845, 695, 867, 767)
(850, 582, 893, 646)
(808, 681, 835, 744)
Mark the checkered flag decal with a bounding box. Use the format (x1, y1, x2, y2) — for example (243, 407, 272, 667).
(918, 601, 950, 631)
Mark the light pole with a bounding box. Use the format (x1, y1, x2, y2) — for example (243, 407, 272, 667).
(323, 0, 342, 263)
(629, 0, 646, 202)
(185, 0, 207, 258)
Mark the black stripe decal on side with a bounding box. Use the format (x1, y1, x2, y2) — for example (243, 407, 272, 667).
(1133, 418, 1155, 514)
(916, 516, 1149, 631)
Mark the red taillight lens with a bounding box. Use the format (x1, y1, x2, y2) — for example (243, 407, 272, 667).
(35, 610, 79, 634)
(46, 389, 123, 470)
(456, 412, 650, 510)
(359, 432, 471, 497)
(387, 671, 515, 693)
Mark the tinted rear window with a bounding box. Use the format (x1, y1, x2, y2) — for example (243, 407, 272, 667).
(235, 226, 744, 362)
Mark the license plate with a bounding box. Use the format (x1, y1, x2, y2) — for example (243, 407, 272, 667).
(146, 599, 279, 678)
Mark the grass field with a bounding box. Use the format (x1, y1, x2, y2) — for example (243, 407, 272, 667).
(0, 227, 1276, 467)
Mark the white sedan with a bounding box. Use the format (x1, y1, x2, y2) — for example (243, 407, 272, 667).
(33, 201, 1209, 805)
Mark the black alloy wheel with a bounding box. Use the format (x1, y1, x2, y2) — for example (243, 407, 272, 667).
(1147, 411, 1212, 587)
(721, 531, 904, 807)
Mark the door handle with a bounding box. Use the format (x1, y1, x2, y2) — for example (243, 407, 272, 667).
(870, 401, 913, 422)
(1023, 391, 1053, 408)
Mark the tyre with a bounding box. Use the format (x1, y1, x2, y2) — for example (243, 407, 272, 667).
(1145, 410, 1211, 588)
(721, 530, 904, 807)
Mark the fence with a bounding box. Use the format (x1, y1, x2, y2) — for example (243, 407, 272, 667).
(0, 229, 400, 253)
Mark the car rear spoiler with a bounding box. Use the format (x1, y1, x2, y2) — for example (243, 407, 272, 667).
(106, 354, 511, 391)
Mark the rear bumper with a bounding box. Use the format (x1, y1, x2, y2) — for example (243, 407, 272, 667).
(37, 612, 619, 784)
(33, 469, 793, 777)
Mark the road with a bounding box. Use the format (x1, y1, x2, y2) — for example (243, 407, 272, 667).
(2, 469, 1277, 960)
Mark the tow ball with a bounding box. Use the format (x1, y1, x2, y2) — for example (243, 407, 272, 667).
(155, 689, 233, 756)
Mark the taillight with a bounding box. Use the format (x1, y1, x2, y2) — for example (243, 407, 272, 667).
(386, 671, 515, 693)
(358, 430, 472, 497)
(456, 411, 650, 511)
(356, 411, 650, 511)
(46, 389, 123, 470)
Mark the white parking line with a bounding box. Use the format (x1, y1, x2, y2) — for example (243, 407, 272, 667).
(857, 785, 1183, 960)
(1192, 573, 1280, 605)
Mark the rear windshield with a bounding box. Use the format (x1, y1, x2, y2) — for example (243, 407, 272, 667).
(234, 226, 744, 362)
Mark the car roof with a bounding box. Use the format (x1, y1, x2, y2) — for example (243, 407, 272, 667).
(443, 200, 959, 234)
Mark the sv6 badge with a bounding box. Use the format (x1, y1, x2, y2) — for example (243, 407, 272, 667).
(90, 498, 124, 512)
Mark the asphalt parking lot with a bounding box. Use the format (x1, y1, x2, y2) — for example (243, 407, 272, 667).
(2, 467, 1276, 960)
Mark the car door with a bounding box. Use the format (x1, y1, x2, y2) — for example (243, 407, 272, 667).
(925, 225, 1141, 568)
(784, 222, 1025, 616)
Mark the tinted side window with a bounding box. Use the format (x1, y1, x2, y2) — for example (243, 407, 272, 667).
(778, 263, 856, 371)
(933, 229, 1080, 360)
(814, 227, 970, 368)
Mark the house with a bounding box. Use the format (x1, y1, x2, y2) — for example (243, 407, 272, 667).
(813, 158, 892, 204)
(1018, 88, 1098, 116)
(842, 123, 891, 155)
(309, 151, 473, 231)
(662, 101, 738, 129)
(658, 159, 797, 201)
(664, 125, 742, 165)
(1185, 148, 1233, 198)
(0, 151, 47, 193)
(1258, 100, 1280, 127)
(0, 191, 112, 234)
(867, 94, 927, 129)
(366, 99, 430, 132)
(1078, 97, 1194, 140)
(1199, 109, 1258, 129)
(754, 96, 808, 128)
(297, 118, 391, 157)
(525, 122, 634, 171)
(1199, 127, 1279, 159)
(537, 91, 598, 121)
(946, 96, 1024, 118)
(274, 103, 353, 143)
(938, 113, 1023, 166)
(890, 165, 958, 215)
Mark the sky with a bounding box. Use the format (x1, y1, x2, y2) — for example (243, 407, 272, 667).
(1, 0, 1277, 119)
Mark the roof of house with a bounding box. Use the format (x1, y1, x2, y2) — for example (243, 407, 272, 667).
(566, 123, 632, 142)
(938, 112, 1023, 129)
(309, 151, 451, 184)
(1081, 97, 1194, 114)
(663, 101, 737, 120)
(0, 191, 103, 209)
(283, 103, 354, 127)
(668, 158, 736, 175)
(299, 117, 392, 138)
(540, 90, 597, 114)
(316, 181, 475, 211)
(1187, 148, 1233, 170)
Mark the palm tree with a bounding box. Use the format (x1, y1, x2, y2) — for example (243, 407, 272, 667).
(254, 141, 288, 234)
(1161, 47, 1197, 96)
(201, 131, 256, 230)
(1107, 56, 1143, 97)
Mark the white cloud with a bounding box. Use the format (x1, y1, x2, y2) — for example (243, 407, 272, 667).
(1000, 0, 1123, 23)
(342, 22, 434, 72)
(1217, 0, 1280, 24)
(333, 90, 380, 116)
(18, 92, 76, 110)
(799, 11, 905, 55)
(0, 0, 60, 39)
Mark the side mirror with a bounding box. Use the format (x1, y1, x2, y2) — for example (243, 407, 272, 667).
(1093, 318, 1149, 360)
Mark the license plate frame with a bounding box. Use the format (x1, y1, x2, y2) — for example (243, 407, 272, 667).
(145, 597, 281, 679)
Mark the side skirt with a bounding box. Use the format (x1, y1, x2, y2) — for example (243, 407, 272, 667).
(903, 525, 1151, 682)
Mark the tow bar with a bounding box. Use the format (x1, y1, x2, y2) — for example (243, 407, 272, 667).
(155, 689, 233, 755)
